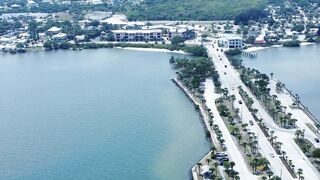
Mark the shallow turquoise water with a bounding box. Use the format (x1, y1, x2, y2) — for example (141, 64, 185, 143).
(242, 44, 320, 119)
(0, 49, 210, 179)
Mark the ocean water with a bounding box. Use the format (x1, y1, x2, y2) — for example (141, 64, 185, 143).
(0, 49, 210, 180)
(242, 44, 320, 119)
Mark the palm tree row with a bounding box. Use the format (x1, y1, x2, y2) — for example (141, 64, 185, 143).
(215, 93, 272, 177)
(238, 68, 297, 129)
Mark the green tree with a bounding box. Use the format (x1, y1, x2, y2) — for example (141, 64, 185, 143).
(312, 148, 320, 158)
(171, 36, 185, 46)
(28, 20, 39, 41)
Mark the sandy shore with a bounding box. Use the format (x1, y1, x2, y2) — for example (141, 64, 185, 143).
(243, 42, 316, 53)
(300, 42, 316, 46)
(115, 47, 189, 54)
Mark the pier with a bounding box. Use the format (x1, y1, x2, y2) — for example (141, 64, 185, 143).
(242, 51, 257, 58)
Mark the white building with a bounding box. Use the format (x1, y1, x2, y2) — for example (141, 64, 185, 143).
(86, 0, 103, 5)
(47, 26, 61, 35)
(218, 34, 243, 49)
(112, 29, 162, 42)
(27, 0, 37, 6)
(52, 33, 67, 41)
(142, 25, 194, 40)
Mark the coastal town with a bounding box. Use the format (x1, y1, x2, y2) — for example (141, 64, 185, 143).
(0, 0, 320, 53)
(1, 0, 320, 180)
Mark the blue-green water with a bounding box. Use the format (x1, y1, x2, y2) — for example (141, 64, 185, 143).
(0, 49, 210, 179)
(242, 44, 320, 119)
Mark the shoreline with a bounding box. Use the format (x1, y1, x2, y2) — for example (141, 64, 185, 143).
(1, 43, 191, 55)
(171, 78, 225, 180)
(115, 47, 189, 54)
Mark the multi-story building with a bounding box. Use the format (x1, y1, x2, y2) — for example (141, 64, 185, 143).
(112, 29, 163, 42)
(218, 34, 243, 49)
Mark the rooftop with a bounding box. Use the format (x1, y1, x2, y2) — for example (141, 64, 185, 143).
(112, 29, 162, 34)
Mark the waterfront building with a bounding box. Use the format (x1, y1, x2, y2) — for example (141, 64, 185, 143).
(142, 25, 195, 40)
(112, 29, 163, 42)
(47, 27, 62, 35)
(75, 35, 86, 41)
(52, 33, 67, 42)
(254, 34, 267, 45)
(218, 34, 243, 49)
(168, 27, 195, 40)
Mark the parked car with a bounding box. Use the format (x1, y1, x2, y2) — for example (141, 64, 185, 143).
(216, 152, 227, 157)
(270, 153, 275, 158)
(249, 120, 254, 126)
(315, 138, 319, 143)
(225, 65, 227, 68)
(238, 100, 243, 104)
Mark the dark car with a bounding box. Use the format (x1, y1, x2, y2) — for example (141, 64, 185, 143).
(315, 138, 320, 143)
(238, 100, 243, 104)
(249, 120, 254, 126)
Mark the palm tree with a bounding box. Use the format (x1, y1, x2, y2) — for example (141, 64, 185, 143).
(213, 161, 219, 176)
(270, 72, 274, 79)
(242, 141, 248, 154)
(197, 162, 202, 175)
(295, 129, 302, 140)
(297, 168, 303, 179)
(267, 170, 274, 179)
(251, 158, 259, 173)
(206, 158, 211, 165)
(237, 134, 242, 143)
(301, 129, 305, 139)
(230, 161, 235, 170)
(270, 130, 275, 139)
(275, 141, 283, 152)
(223, 161, 231, 171)
(282, 151, 286, 159)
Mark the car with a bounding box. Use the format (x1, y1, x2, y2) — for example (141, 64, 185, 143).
(270, 153, 275, 158)
(216, 153, 228, 157)
(224, 72, 227, 75)
(225, 65, 227, 68)
(220, 58, 222, 61)
(238, 100, 242, 104)
(249, 120, 254, 126)
(315, 138, 320, 143)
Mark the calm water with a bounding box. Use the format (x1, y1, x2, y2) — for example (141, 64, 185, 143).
(242, 44, 320, 119)
(0, 49, 209, 180)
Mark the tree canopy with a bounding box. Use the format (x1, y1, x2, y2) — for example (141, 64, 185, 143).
(126, 0, 266, 21)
